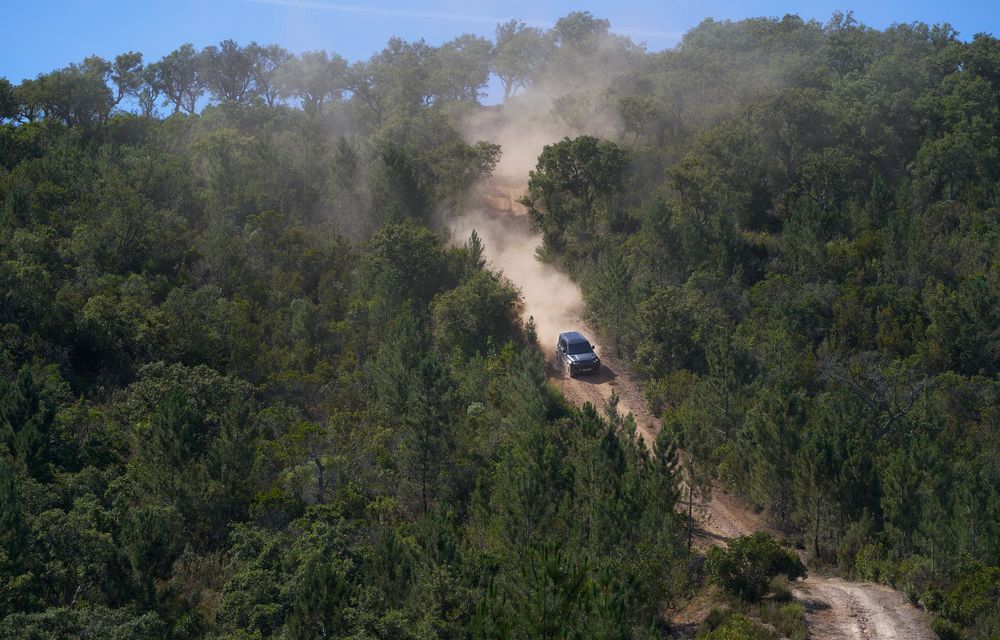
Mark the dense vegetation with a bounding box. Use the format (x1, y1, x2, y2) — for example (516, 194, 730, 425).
(521, 12, 1000, 640)
(2, 8, 999, 639)
(0, 14, 691, 639)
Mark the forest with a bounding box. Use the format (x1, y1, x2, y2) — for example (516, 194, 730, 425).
(1, 9, 999, 640)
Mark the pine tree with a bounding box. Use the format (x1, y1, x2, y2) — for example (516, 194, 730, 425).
(0, 458, 27, 568)
(286, 560, 351, 640)
(586, 251, 635, 358)
(405, 354, 458, 515)
(0, 367, 56, 480)
(207, 397, 256, 527)
(465, 229, 486, 273)
(748, 385, 802, 529)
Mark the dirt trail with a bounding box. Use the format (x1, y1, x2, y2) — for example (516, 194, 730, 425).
(548, 332, 659, 447)
(456, 174, 933, 640)
(451, 179, 658, 447)
(690, 481, 934, 639)
(793, 578, 935, 640)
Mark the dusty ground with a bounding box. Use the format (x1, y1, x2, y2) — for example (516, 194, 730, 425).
(792, 578, 935, 640)
(462, 171, 934, 640)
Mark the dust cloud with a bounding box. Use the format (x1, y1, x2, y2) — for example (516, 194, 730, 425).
(448, 93, 589, 352)
(450, 197, 583, 352)
(448, 53, 630, 353)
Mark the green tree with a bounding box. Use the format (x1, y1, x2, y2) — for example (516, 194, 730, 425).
(0, 458, 33, 613)
(32, 495, 116, 607)
(0, 367, 57, 481)
(250, 43, 291, 107)
(0, 606, 165, 639)
(431, 270, 520, 358)
(366, 222, 457, 309)
(522, 136, 629, 251)
(201, 39, 258, 104)
(0, 78, 15, 121)
(493, 20, 549, 101)
(35, 61, 113, 126)
(279, 50, 349, 116)
(633, 285, 722, 378)
(475, 543, 626, 640)
(149, 43, 204, 114)
(405, 354, 458, 514)
(432, 34, 493, 103)
(585, 251, 636, 358)
(552, 11, 611, 52)
(109, 51, 145, 109)
(747, 385, 803, 529)
(120, 504, 184, 606)
(619, 95, 660, 145)
(12, 78, 43, 121)
(285, 560, 352, 640)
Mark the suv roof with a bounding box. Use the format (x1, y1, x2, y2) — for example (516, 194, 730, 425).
(559, 331, 590, 344)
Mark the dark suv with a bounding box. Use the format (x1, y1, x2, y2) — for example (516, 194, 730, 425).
(556, 331, 601, 377)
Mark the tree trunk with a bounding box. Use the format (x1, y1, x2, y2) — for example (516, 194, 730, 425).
(687, 482, 694, 552)
(813, 498, 821, 560)
(314, 456, 325, 503)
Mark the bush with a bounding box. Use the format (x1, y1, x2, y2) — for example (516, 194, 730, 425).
(698, 613, 775, 640)
(705, 532, 806, 602)
(897, 555, 935, 606)
(757, 602, 807, 640)
(0, 606, 165, 640)
(942, 564, 1000, 630)
(768, 575, 793, 602)
(644, 370, 699, 415)
(854, 542, 892, 583)
(836, 512, 874, 575)
(931, 617, 963, 640)
(697, 608, 730, 635)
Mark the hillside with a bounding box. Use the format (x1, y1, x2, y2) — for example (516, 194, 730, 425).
(1, 10, 999, 640)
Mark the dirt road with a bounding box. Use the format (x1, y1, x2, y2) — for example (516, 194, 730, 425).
(548, 329, 660, 447)
(456, 173, 933, 640)
(687, 479, 934, 639)
(793, 578, 935, 640)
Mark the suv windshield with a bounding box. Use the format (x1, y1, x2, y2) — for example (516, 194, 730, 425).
(566, 342, 591, 355)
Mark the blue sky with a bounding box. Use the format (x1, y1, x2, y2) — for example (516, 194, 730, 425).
(3, 0, 999, 102)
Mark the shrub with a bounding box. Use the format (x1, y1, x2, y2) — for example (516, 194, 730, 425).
(931, 617, 963, 640)
(705, 532, 806, 602)
(758, 602, 807, 640)
(942, 564, 1000, 629)
(699, 613, 775, 640)
(836, 512, 874, 575)
(854, 542, 892, 583)
(897, 555, 935, 606)
(768, 575, 793, 602)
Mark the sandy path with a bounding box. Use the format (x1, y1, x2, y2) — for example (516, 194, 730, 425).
(792, 578, 934, 640)
(458, 173, 933, 640)
(687, 459, 934, 640)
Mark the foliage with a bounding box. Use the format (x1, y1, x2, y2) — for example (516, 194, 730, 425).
(520, 13, 1000, 639)
(697, 612, 775, 640)
(522, 135, 629, 256)
(3, 9, 1000, 639)
(705, 533, 806, 602)
(0, 16, 690, 637)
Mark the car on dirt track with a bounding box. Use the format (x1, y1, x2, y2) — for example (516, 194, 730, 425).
(556, 331, 601, 377)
